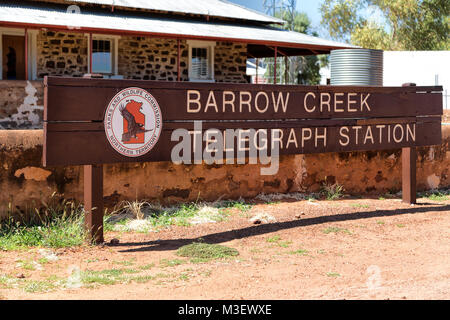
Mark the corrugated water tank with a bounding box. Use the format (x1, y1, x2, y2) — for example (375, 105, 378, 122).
(330, 49, 383, 85)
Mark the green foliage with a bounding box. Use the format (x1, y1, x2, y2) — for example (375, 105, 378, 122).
(321, 182, 345, 200)
(320, 0, 450, 50)
(159, 258, 186, 268)
(323, 227, 352, 234)
(263, 8, 324, 85)
(266, 235, 282, 243)
(176, 242, 239, 261)
(0, 198, 86, 250)
(216, 200, 252, 212)
(290, 248, 309, 255)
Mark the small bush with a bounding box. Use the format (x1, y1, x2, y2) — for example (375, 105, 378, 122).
(321, 182, 345, 200)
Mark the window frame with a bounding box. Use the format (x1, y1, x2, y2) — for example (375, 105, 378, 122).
(187, 40, 216, 82)
(88, 34, 119, 76)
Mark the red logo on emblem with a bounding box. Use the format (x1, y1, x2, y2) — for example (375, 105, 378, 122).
(120, 100, 148, 144)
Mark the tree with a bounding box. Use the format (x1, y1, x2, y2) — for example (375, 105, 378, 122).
(263, 2, 325, 85)
(320, 0, 450, 50)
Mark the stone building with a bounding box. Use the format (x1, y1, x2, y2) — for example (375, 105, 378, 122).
(0, 0, 352, 128)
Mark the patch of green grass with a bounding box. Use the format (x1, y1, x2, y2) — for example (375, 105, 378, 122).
(323, 227, 352, 235)
(138, 263, 155, 270)
(0, 275, 17, 289)
(112, 258, 136, 266)
(154, 272, 176, 280)
(396, 224, 405, 228)
(278, 241, 292, 248)
(132, 203, 200, 228)
(189, 257, 213, 264)
(160, 258, 186, 268)
(103, 214, 127, 232)
(289, 248, 309, 256)
(23, 279, 61, 293)
(200, 270, 212, 277)
(250, 248, 263, 254)
(217, 200, 252, 212)
(350, 203, 370, 209)
(427, 192, 449, 201)
(378, 196, 386, 200)
(326, 272, 341, 278)
(16, 260, 36, 271)
(266, 235, 281, 243)
(176, 242, 239, 262)
(0, 198, 86, 250)
(130, 275, 154, 284)
(266, 235, 292, 248)
(80, 268, 139, 286)
(178, 273, 190, 281)
(376, 221, 385, 225)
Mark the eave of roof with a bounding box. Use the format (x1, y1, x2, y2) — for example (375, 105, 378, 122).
(0, 2, 356, 57)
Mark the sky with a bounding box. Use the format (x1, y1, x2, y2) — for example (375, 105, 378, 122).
(229, 0, 326, 35)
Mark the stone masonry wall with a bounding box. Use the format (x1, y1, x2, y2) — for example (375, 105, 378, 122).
(34, 32, 249, 82)
(37, 30, 88, 78)
(0, 81, 43, 129)
(118, 37, 188, 81)
(117, 37, 249, 82)
(214, 42, 248, 83)
(0, 35, 249, 128)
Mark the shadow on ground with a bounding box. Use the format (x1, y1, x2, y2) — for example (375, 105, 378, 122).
(111, 203, 450, 253)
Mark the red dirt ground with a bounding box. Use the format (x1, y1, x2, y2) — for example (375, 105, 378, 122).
(0, 195, 449, 300)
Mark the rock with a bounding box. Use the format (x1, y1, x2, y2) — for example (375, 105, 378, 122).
(16, 273, 25, 279)
(250, 217, 262, 224)
(110, 238, 120, 245)
(295, 214, 302, 219)
(249, 212, 276, 224)
(38, 248, 59, 262)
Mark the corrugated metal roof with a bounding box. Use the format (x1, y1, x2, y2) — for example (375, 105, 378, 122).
(70, 0, 285, 24)
(0, 2, 355, 55)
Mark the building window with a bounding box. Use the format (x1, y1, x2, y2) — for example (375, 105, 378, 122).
(187, 40, 215, 82)
(92, 39, 112, 74)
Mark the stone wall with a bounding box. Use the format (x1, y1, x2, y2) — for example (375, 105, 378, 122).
(34, 31, 249, 82)
(0, 35, 250, 128)
(0, 127, 448, 219)
(118, 37, 188, 81)
(37, 30, 88, 78)
(214, 42, 248, 83)
(0, 81, 43, 129)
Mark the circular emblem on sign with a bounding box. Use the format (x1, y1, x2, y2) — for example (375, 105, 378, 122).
(104, 87, 162, 157)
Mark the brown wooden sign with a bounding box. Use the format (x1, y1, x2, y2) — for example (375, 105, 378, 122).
(43, 77, 443, 243)
(43, 77, 442, 166)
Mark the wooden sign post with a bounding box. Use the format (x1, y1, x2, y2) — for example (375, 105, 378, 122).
(42, 77, 443, 243)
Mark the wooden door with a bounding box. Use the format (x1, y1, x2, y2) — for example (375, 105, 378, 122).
(2, 35, 25, 80)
